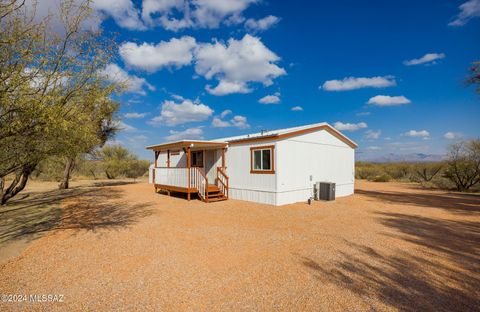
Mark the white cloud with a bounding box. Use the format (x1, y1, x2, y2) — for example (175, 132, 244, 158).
(334, 122, 368, 131)
(212, 111, 249, 129)
(230, 115, 249, 129)
(149, 98, 213, 126)
(365, 130, 381, 140)
(258, 92, 280, 104)
(191, 0, 257, 28)
(195, 34, 286, 95)
(166, 127, 204, 141)
(444, 132, 462, 139)
(205, 80, 251, 96)
(124, 112, 148, 118)
(119, 36, 196, 72)
(404, 130, 430, 138)
(403, 53, 446, 66)
(117, 121, 137, 132)
(367, 95, 411, 106)
(291, 106, 303, 111)
(99, 63, 154, 95)
(245, 15, 280, 32)
(321, 76, 396, 91)
(220, 109, 232, 118)
(449, 0, 480, 26)
(141, 0, 258, 31)
(92, 0, 145, 30)
(365, 146, 381, 151)
(125, 134, 148, 148)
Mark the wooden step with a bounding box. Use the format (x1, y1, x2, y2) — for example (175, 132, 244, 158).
(208, 196, 227, 202)
(207, 185, 220, 192)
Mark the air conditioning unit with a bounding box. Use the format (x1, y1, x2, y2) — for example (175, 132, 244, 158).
(314, 182, 336, 201)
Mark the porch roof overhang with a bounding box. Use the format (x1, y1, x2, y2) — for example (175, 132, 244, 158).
(146, 140, 228, 151)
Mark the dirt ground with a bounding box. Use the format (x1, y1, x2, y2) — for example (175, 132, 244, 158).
(0, 180, 479, 311)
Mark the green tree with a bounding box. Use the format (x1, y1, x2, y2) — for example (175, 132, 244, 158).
(0, 0, 120, 204)
(467, 61, 480, 94)
(125, 160, 150, 182)
(98, 145, 135, 179)
(444, 140, 480, 191)
(411, 163, 443, 182)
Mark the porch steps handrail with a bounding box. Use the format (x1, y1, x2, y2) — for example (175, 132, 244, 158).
(216, 167, 229, 199)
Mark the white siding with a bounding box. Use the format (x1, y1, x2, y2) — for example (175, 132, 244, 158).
(225, 141, 277, 205)
(275, 129, 355, 205)
(156, 150, 186, 167)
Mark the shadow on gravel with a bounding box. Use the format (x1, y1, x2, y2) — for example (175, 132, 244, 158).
(356, 189, 480, 215)
(0, 186, 154, 245)
(301, 213, 480, 312)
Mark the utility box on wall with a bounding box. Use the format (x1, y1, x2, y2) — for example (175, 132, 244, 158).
(314, 182, 336, 201)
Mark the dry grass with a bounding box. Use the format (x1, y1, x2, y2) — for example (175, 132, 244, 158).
(0, 180, 479, 311)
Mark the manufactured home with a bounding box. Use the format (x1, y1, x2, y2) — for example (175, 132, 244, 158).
(147, 122, 357, 206)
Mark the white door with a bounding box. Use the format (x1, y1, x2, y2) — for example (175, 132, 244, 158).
(204, 150, 216, 183)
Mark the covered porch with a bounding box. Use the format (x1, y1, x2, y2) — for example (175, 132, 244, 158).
(147, 140, 229, 202)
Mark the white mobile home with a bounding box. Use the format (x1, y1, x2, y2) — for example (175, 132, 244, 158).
(147, 122, 357, 206)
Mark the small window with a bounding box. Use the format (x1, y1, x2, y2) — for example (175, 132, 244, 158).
(251, 146, 274, 173)
(191, 151, 203, 167)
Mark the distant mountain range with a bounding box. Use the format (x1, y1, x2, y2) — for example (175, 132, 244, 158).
(359, 153, 445, 163)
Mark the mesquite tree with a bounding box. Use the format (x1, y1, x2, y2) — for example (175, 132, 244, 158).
(444, 140, 480, 191)
(0, 0, 121, 204)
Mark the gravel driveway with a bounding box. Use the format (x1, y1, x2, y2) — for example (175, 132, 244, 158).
(0, 180, 479, 311)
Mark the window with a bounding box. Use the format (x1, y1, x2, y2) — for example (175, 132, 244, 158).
(191, 151, 203, 167)
(250, 145, 274, 173)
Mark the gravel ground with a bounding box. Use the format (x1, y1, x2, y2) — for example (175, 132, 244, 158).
(0, 180, 479, 311)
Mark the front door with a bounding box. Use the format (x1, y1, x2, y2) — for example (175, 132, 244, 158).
(204, 150, 216, 183)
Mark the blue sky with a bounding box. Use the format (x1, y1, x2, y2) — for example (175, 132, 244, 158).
(57, 0, 480, 160)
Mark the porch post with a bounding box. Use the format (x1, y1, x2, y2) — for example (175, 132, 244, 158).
(222, 148, 226, 168)
(153, 151, 159, 192)
(187, 146, 191, 201)
(167, 149, 170, 167)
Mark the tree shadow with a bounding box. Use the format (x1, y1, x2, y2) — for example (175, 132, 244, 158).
(0, 186, 154, 245)
(300, 213, 480, 311)
(356, 189, 480, 215)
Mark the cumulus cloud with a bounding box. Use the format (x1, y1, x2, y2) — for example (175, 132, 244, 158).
(449, 0, 480, 26)
(211, 110, 249, 129)
(119, 36, 197, 72)
(444, 132, 462, 139)
(98, 63, 154, 95)
(258, 92, 280, 104)
(205, 80, 251, 96)
(334, 122, 368, 131)
(321, 76, 396, 91)
(195, 34, 286, 95)
(166, 127, 204, 141)
(365, 130, 381, 140)
(367, 95, 411, 106)
(245, 15, 280, 32)
(141, 0, 258, 31)
(124, 112, 148, 118)
(291, 106, 303, 111)
(149, 98, 213, 126)
(404, 130, 430, 138)
(92, 0, 145, 30)
(403, 53, 446, 66)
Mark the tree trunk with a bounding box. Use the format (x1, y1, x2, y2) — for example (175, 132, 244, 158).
(0, 163, 36, 205)
(59, 158, 75, 190)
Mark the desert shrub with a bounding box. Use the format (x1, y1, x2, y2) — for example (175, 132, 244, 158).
(384, 163, 411, 180)
(125, 160, 150, 182)
(369, 173, 392, 182)
(356, 162, 383, 179)
(33, 157, 68, 181)
(410, 162, 443, 182)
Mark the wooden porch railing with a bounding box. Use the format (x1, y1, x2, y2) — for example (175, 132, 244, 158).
(216, 167, 229, 199)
